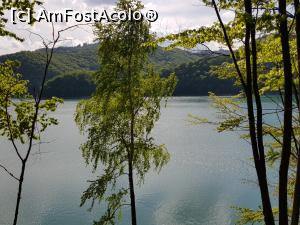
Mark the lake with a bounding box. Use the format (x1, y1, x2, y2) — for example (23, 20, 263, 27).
(0, 97, 268, 225)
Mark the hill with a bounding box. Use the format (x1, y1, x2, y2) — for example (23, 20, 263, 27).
(0, 43, 200, 87)
(0, 43, 238, 97)
(161, 55, 239, 96)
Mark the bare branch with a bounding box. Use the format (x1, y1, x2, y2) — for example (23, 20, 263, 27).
(211, 0, 247, 90)
(0, 164, 19, 181)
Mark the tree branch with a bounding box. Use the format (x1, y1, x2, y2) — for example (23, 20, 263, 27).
(0, 164, 19, 181)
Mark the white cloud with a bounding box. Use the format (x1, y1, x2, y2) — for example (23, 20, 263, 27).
(0, 0, 228, 55)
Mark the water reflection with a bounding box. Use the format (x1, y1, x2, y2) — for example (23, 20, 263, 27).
(0, 97, 262, 225)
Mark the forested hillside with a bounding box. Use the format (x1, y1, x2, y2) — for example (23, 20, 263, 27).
(161, 56, 240, 96)
(0, 43, 238, 97)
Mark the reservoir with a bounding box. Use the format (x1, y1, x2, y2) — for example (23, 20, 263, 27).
(0, 97, 267, 225)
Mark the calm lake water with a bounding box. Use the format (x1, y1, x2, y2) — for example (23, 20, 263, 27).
(0, 97, 271, 225)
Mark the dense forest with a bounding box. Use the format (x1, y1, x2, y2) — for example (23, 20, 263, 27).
(0, 44, 237, 97)
(161, 55, 239, 95)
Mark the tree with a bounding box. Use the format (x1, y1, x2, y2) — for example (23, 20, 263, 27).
(0, 59, 63, 225)
(0, 1, 62, 225)
(0, 0, 42, 40)
(0, 4, 93, 225)
(290, 1, 300, 225)
(157, 0, 299, 224)
(75, 0, 176, 224)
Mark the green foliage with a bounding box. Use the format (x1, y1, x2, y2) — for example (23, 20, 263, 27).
(157, 0, 299, 224)
(208, 35, 300, 95)
(0, 0, 42, 40)
(75, 1, 177, 224)
(233, 206, 279, 225)
(0, 60, 63, 144)
(156, 0, 278, 50)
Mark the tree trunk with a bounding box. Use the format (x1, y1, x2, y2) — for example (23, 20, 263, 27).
(244, 1, 275, 224)
(257, 167, 275, 225)
(128, 155, 137, 225)
(291, 0, 300, 224)
(211, 0, 275, 223)
(13, 162, 26, 225)
(128, 102, 137, 225)
(278, 0, 294, 224)
(291, 160, 300, 225)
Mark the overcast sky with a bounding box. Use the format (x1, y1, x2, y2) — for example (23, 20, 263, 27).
(0, 0, 234, 56)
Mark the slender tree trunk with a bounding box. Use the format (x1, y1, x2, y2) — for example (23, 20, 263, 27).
(13, 162, 26, 225)
(211, 0, 275, 223)
(128, 108, 137, 225)
(245, 25, 275, 225)
(249, 2, 275, 224)
(278, 0, 294, 224)
(127, 54, 137, 225)
(292, 160, 300, 225)
(11, 102, 39, 225)
(257, 167, 275, 225)
(244, 1, 275, 224)
(8, 27, 59, 225)
(291, 1, 300, 224)
(128, 155, 137, 225)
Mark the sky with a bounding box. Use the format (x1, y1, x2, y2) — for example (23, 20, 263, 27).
(0, 0, 234, 56)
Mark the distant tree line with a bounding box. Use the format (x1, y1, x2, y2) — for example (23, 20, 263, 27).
(0, 43, 239, 98)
